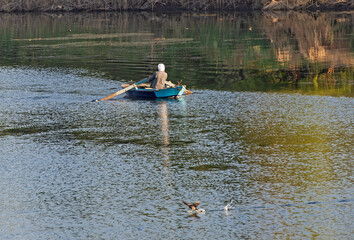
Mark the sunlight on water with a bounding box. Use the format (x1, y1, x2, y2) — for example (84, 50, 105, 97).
(0, 66, 353, 239)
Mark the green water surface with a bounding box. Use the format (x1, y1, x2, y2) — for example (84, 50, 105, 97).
(0, 11, 353, 96)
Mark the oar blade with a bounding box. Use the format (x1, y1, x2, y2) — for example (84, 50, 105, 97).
(97, 78, 148, 101)
(98, 85, 134, 101)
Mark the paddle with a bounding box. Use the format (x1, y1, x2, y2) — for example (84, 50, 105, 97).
(184, 89, 193, 95)
(95, 78, 148, 101)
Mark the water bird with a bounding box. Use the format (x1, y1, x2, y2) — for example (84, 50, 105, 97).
(224, 199, 233, 211)
(182, 201, 201, 213)
(197, 208, 206, 213)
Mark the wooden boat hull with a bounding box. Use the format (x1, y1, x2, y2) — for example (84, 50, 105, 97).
(125, 86, 186, 98)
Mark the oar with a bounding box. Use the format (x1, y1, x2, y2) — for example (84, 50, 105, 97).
(184, 89, 193, 94)
(96, 78, 148, 101)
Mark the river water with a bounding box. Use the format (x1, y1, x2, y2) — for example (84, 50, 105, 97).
(0, 12, 353, 239)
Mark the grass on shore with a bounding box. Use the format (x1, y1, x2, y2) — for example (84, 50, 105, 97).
(0, 0, 353, 12)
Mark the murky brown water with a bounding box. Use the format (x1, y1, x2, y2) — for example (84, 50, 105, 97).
(0, 12, 353, 239)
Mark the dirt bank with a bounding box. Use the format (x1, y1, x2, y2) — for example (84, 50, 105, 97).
(0, 0, 353, 12)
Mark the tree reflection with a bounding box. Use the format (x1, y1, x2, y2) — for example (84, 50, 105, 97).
(263, 12, 353, 95)
(0, 12, 352, 96)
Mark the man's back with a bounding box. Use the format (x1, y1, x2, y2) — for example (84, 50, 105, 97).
(150, 71, 168, 89)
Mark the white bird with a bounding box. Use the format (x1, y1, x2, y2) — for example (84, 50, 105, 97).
(197, 208, 206, 213)
(224, 200, 233, 211)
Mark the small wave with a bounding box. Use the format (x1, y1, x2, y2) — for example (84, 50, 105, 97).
(207, 198, 354, 212)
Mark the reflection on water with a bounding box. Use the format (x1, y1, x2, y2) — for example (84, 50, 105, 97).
(0, 12, 353, 240)
(159, 101, 170, 147)
(0, 11, 352, 96)
(263, 12, 353, 66)
(158, 100, 172, 197)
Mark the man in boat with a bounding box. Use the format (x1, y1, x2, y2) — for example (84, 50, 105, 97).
(148, 63, 168, 90)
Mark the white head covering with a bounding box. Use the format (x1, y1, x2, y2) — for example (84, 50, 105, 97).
(158, 63, 165, 72)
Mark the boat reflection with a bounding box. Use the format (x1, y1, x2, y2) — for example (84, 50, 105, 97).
(156, 97, 186, 198)
(158, 100, 170, 148)
(157, 100, 172, 198)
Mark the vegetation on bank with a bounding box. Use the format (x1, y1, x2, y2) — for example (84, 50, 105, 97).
(0, 0, 353, 12)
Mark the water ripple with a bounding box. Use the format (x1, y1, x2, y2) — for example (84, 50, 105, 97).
(0, 66, 353, 239)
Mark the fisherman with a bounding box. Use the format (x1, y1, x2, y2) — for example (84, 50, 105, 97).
(148, 63, 168, 90)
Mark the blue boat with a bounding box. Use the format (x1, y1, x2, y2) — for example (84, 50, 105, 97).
(124, 85, 186, 99)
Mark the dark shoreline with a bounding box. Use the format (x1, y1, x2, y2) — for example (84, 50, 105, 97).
(0, 1, 353, 13)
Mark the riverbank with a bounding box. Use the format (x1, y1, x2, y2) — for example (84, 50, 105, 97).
(0, 0, 353, 12)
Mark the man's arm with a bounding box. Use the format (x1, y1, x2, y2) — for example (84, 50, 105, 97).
(148, 73, 156, 82)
